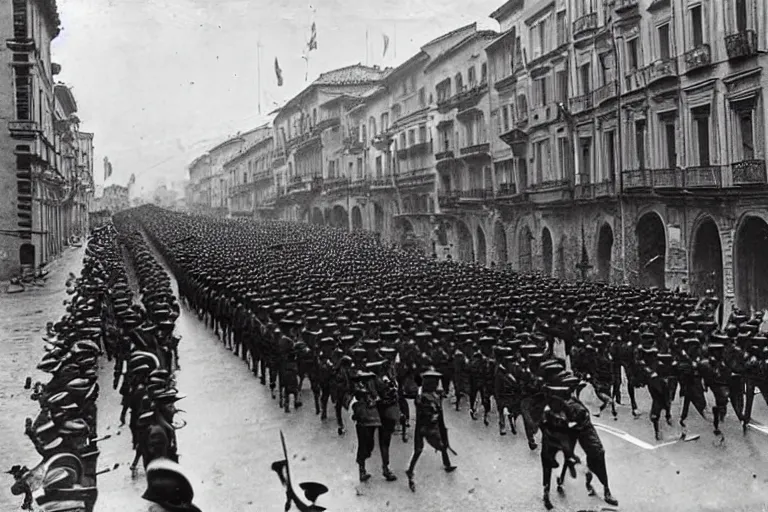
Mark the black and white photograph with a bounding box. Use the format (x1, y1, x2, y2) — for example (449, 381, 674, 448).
(2, 0, 768, 511)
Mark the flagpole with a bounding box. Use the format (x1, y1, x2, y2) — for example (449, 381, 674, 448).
(365, 29, 369, 66)
(394, 23, 397, 59)
(257, 41, 262, 115)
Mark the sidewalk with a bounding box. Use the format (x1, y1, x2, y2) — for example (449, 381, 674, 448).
(0, 246, 85, 511)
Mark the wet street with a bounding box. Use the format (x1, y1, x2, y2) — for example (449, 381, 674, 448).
(4, 242, 768, 512)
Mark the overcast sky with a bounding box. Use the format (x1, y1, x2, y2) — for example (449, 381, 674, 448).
(52, 0, 501, 193)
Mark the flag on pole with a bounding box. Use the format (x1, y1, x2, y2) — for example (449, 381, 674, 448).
(103, 157, 112, 181)
(382, 33, 390, 57)
(308, 22, 317, 51)
(274, 58, 283, 86)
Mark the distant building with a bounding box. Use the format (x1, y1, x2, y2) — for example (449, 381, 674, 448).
(91, 184, 129, 214)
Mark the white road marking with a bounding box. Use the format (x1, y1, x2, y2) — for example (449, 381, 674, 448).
(747, 420, 768, 435)
(593, 422, 686, 450)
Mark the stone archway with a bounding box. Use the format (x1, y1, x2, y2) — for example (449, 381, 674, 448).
(331, 205, 348, 229)
(637, 211, 666, 289)
(597, 223, 614, 283)
(19, 243, 35, 266)
(519, 225, 533, 272)
(735, 216, 768, 312)
(398, 217, 416, 248)
(542, 227, 553, 276)
(351, 205, 363, 231)
(690, 217, 723, 301)
(456, 220, 473, 262)
(373, 203, 385, 234)
(476, 226, 487, 266)
(324, 208, 331, 225)
(493, 221, 508, 265)
(311, 207, 324, 225)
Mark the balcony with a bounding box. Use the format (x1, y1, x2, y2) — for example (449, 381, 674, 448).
(574, 180, 615, 200)
(496, 182, 518, 197)
(370, 177, 396, 190)
(499, 128, 528, 155)
(438, 192, 460, 209)
(684, 44, 712, 73)
(316, 116, 340, 132)
(343, 136, 365, 154)
(8, 120, 39, 134)
(396, 168, 434, 188)
(435, 150, 455, 161)
(572, 13, 598, 39)
(323, 177, 349, 195)
(645, 58, 678, 85)
(286, 131, 320, 152)
(437, 83, 488, 113)
(614, 0, 638, 14)
(528, 179, 573, 203)
(594, 81, 617, 104)
(725, 30, 758, 60)
(647, 0, 670, 11)
(622, 167, 723, 191)
(570, 92, 593, 114)
(732, 159, 767, 185)
(458, 188, 494, 201)
(396, 148, 409, 160)
(459, 142, 491, 160)
(529, 104, 558, 129)
(372, 133, 393, 152)
(408, 141, 433, 158)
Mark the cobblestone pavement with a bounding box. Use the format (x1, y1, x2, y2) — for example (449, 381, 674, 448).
(5, 242, 768, 512)
(0, 246, 85, 512)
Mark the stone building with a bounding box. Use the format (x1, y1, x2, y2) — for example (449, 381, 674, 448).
(0, 0, 95, 279)
(92, 184, 129, 214)
(187, 154, 212, 213)
(224, 125, 275, 217)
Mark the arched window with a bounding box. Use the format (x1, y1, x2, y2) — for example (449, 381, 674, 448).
(369, 116, 377, 137)
(455, 72, 464, 92)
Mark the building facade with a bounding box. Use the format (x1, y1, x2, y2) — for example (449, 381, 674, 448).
(0, 0, 96, 279)
(91, 184, 129, 214)
(205, 0, 768, 313)
(225, 124, 273, 217)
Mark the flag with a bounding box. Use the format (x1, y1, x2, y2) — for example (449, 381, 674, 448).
(382, 33, 390, 57)
(274, 58, 283, 87)
(128, 173, 136, 186)
(308, 22, 317, 51)
(103, 157, 112, 181)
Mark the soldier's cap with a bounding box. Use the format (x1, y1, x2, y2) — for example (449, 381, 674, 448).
(519, 344, 538, 355)
(380, 331, 399, 340)
(339, 355, 353, 365)
(351, 347, 367, 356)
(640, 346, 658, 355)
(366, 360, 387, 371)
(527, 352, 546, 363)
(683, 337, 700, 345)
(323, 322, 339, 331)
(711, 332, 729, 343)
(750, 335, 768, 348)
(414, 331, 432, 339)
(641, 332, 656, 340)
(579, 326, 594, 334)
(340, 334, 355, 344)
(319, 337, 336, 346)
(421, 369, 442, 379)
(352, 371, 376, 381)
(437, 328, 455, 336)
(362, 339, 380, 347)
(657, 353, 673, 362)
(540, 360, 566, 373)
(708, 343, 725, 351)
(545, 385, 572, 397)
(381, 347, 397, 356)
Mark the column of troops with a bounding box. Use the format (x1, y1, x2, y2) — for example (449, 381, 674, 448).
(131, 204, 767, 510)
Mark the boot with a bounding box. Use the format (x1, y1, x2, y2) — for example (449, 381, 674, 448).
(653, 419, 661, 441)
(469, 408, 477, 420)
(358, 464, 371, 483)
(483, 409, 490, 427)
(585, 471, 596, 496)
(508, 414, 517, 435)
(405, 469, 415, 492)
(604, 489, 619, 506)
(382, 467, 397, 482)
(543, 484, 553, 510)
(499, 422, 506, 436)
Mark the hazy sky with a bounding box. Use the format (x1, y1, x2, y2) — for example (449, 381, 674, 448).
(52, 0, 501, 193)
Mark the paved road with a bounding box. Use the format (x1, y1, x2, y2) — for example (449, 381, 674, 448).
(0, 246, 86, 511)
(4, 241, 768, 512)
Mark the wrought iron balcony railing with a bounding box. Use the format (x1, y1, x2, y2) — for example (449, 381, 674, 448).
(684, 44, 712, 73)
(593, 81, 617, 105)
(725, 30, 758, 60)
(573, 13, 598, 38)
(732, 159, 767, 185)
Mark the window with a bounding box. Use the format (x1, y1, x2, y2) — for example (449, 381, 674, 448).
(361, 125, 367, 144)
(579, 63, 591, 94)
(455, 72, 464, 91)
(556, 11, 567, 47)
(556, 70, 568, 102)
(502, 106, 510, 132)
(437, 80, 451, 103)
(738, 108, 755, 160)
(408, 129, 416, 145)
(599, 52, 614, 85)
(399, 133, 406, 147)
(579, 137, 591, 180)
(369, 117, 377, 137)
(381, 112, 389, 131)
(376, 156, 383, 178)
(735, 0, 748, 32)
(658, 23, 671, 60)
(530, 16, 549, 59)
(693, 106, 710, 165)
(691, 5, 703, 47)
(468, 66, 477, 87)
(418, 87, 426, 106)
(357, 157, 363, 179)
(328, 160, 336, 178)
(517, 94, 528, 119)
(418, 125, 427, 143)
(481, 63, 488, 83)
(534, 77, 548, 106)
(535, 139, 552, 182)
(626, 37, 639, 70)
(664, 120, 677, 167)
(635, 119, 647, 169)
(603, 130, 616, 181)
(392, 104, 402, 119)
(559, 137, 572, 180)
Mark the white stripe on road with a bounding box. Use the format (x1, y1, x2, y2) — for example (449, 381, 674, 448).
(747, 419, 768, 435)
(593, 422, 685, 450)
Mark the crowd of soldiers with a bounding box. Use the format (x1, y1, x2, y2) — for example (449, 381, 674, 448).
(125, 203, 768, 510)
